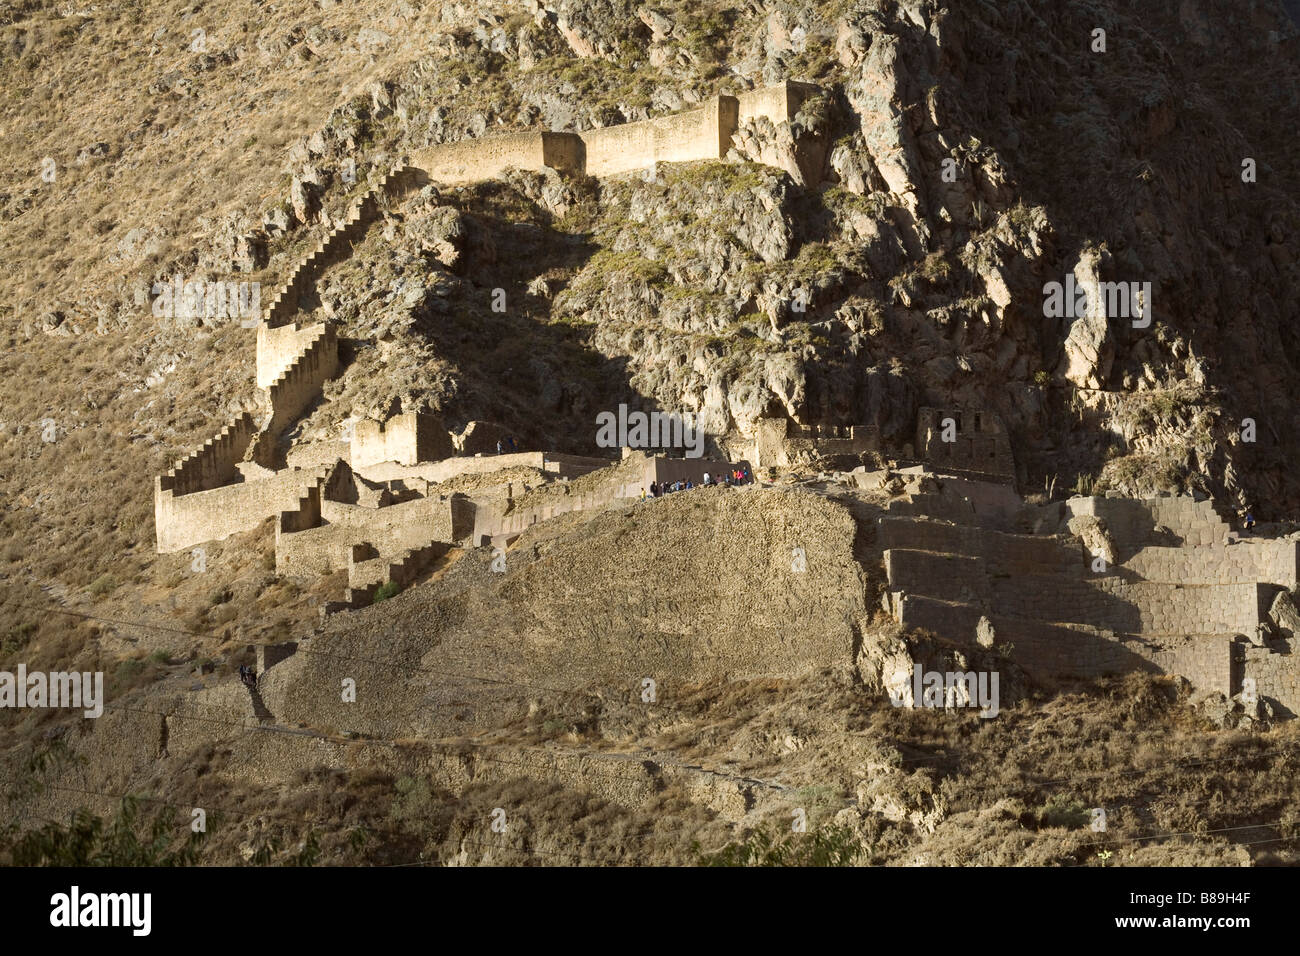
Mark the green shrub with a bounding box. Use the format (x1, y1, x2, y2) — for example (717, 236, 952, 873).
(372, 580, 400, 604)
(697, 822, 866, 867)
(1037, 796, 1090, 830)
(0, 797, 208, 866)
(88, 574, 118, 597)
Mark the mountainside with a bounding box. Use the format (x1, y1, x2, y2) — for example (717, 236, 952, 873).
(4, 0, 1300, 868)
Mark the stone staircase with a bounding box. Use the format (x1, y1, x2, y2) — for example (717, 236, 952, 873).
(159, 412, 257, 496)
(262, 163, 426, 328)
(246, 323, 338, 468)
(242, 163, 426, 467)
(336, 539, 447, 610)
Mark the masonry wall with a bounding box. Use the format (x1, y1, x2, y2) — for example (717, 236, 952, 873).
(582, 96, 738, 177)
(1153, 638, 1234, 699)
(650, 456, 751, 487)
(1124, 541, 1300, 588)
(156, 469, 323, 553)
(1065, 495, 1229, 548)
(257, 323, 323, 389)
(276, 494, 455, 575)
(758, 422, 881, 466)
(469, 456, 754, 544)
(884, 493, 980, 525)
(158, 413, 257, 497)
(886, 549, 988, 602)
(412, 131, 582, 185)
(471, 486, 635, 544)
(348, 541, 447, 594)
(265, 329, 338, 437)
(736, 81, 820, 126)
(544, 453, 615, 478)
(877, 517, 1084, 576)
(353, 450, 608, 486)
(897, 592, 1235, 690)
(351, 412, 455, 468)
(541, 132, 583, 174)
(1240, 640, 1300, 716)
(999, 579, 1263, 636)
(898, 594, 1145, 676)
(914, 407, 1014, 478)
(736, 85, 795, 125)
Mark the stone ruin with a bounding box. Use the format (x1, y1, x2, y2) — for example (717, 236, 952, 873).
(152, 79, 1299, 717)
(873, 469, 1300, 719)
(911, 406, 1015, 480)
(154, 83, 824, 616)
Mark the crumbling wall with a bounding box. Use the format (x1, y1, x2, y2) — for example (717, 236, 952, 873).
(351, 411, 455, 468)
(914, 407, 1015, 478)
(750, 418, 878, 468)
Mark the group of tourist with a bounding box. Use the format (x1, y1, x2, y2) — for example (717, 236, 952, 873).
(644, 468, 753, 498)
(495, 436, 518, 455)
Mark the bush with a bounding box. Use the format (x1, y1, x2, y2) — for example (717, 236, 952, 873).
(697, 821, 866, 866)
(372, 580, 401, 604)
(1037, 796, 1090, 830)
(0, 797, 208, 866)
(88, 574, 117, 597)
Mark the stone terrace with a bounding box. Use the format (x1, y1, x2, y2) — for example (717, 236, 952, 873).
(880, 487, 1300, 715)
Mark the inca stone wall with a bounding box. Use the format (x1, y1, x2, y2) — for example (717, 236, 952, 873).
(257, 323, 323, 389)
(411, 130, 583, 185)
(914, 406, 1015, 478)
(155, 467, 328, 553)
(878, 516, 1084, 575)
(1064, 495, 1230, 549)
(751, 419, 879, 469)
(1123, 541, 1300, 588)
(735, 80, 819, 125)
(582, 95, 739, 177)
(1240, 640, 1300, 716)
(352, 450, 608, 485)
(351, 412, 455, 469)
(152, 83, 821, 568)
(158, 413, 257, 497)
(883, 490, 1300, 707)
(276, 493, 455, 575)
(263, 326, 338, 438)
